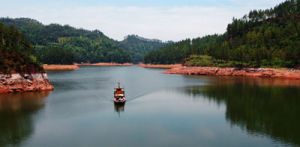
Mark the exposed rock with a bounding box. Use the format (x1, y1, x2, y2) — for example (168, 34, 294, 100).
(164, 66, 300, 80)
(0, 73, 54, 93)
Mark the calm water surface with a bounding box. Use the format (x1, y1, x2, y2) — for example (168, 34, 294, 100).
(0, 66, 300, 147)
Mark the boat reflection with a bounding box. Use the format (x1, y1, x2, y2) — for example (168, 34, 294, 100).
(114, 102, 125, 113)
(0, 91, 51, 146)
(181, 77, 300, 146)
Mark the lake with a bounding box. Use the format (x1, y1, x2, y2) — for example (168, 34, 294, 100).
(0, 66, 300, 147)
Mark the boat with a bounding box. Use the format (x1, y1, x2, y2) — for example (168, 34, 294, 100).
(113, 82, 126, 103)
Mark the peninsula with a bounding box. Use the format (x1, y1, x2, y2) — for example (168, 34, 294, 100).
(0, 23, 54, 93)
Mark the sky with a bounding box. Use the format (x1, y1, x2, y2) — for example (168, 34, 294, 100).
(0, 0, 285, 41)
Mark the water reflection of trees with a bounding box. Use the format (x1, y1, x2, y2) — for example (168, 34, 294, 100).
(0, 92, 50, 146)
(184, 78, 300, 146)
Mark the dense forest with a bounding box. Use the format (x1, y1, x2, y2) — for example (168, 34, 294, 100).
(0, 18, 165, 64)
(0, 22, 42, 74)
(144, 0, 300, 68)
(0, 18, 130, 64)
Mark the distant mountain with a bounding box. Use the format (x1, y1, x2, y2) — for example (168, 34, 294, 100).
(120, 35, 169, 63)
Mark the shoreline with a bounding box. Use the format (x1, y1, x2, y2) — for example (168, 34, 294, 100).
(164, 66, 300, 80)
(43, 64, 80, 71)
(138, 63, 181, 69)
(75, 63, 133, 66)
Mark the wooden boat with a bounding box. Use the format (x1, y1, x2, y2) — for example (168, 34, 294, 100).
(114, 82, 126, 103)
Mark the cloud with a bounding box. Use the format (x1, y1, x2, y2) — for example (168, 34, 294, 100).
(0, 1, 285, 41)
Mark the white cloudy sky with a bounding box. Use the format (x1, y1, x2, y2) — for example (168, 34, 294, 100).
(0, 0, 285, 41)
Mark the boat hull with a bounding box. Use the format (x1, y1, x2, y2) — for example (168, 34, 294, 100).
(114, 97, 126, 103)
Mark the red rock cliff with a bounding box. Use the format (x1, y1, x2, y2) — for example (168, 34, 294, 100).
(0, 73, 54, 93)
(165, 67, 300, 80)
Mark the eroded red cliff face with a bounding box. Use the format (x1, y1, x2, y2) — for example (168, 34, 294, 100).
(165, 67, 300, 80)
(0, 73, 54, 93)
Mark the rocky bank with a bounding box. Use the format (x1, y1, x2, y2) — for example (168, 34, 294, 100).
(0, 73, 54, 93)
(165, 66, 300, 80)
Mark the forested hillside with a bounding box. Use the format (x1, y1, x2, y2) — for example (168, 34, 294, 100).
(120, 35, 167, 63)
(0, 22, 42, 74)
(0, 18, 166, 64)
(145, 0, 300, 68)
